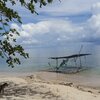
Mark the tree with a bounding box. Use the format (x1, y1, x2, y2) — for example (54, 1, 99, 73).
(0, 0, 54, 68)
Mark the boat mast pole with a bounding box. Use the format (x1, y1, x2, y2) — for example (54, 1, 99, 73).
(79, 57, 82, 68)
(56, 59, 58, 71)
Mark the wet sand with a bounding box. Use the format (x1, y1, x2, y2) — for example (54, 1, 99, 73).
(0, 71, 100, 100)
(35, 71, 100, 88)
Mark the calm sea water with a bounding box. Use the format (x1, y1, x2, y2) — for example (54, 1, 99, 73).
(0, 42, 100, 75)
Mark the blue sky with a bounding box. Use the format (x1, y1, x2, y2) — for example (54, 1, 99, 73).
(10, 0, 100, 48)
(1, 0, 100, 69)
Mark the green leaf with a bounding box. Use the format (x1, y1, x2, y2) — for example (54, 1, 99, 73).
(0, 27, 3, 30)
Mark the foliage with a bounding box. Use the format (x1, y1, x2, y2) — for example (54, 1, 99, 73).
(0, 0, 54, 67)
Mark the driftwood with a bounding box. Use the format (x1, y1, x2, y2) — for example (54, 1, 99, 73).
(0, 83, 8, 94)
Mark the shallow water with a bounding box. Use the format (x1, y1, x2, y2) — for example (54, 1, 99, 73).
(0, 42, 100, 87)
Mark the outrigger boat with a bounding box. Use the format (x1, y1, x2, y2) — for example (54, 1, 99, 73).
(48, 53, 91, 73)
(47, 46, 91, 74)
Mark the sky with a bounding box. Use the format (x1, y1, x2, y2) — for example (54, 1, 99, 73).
(10, 0, 100, 48)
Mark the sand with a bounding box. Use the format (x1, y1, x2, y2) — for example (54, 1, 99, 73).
(0, 72, 100, 100)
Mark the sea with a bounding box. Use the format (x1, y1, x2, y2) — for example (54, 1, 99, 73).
(0, 42, 100, 87)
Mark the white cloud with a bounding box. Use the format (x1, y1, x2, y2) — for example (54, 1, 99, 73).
(11, 23, 20, 30)
(92, 2, 100, 15)
(38, 0, 100, 16)
(84, 2, 100, 41)
(11, 2, 100, 46)
(22, 39, 39, 45)
(11, 19, 84, 45)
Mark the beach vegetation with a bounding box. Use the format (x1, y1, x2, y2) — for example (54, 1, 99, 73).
(0, 0, 53, 67)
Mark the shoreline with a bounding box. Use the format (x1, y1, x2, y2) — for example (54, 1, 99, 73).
(0, 71, 100, 100)
(34, 71, 100, 88)
(0, 71, 100, 88)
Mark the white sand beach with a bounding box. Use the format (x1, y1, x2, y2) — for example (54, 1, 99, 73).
(0, 72, 100, 100)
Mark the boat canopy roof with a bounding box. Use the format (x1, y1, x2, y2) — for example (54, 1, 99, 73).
(49, 53, 91, 59)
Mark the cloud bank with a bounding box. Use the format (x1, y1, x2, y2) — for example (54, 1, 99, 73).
(38, 0, 100, 16)
(11, 2, 100, 46)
